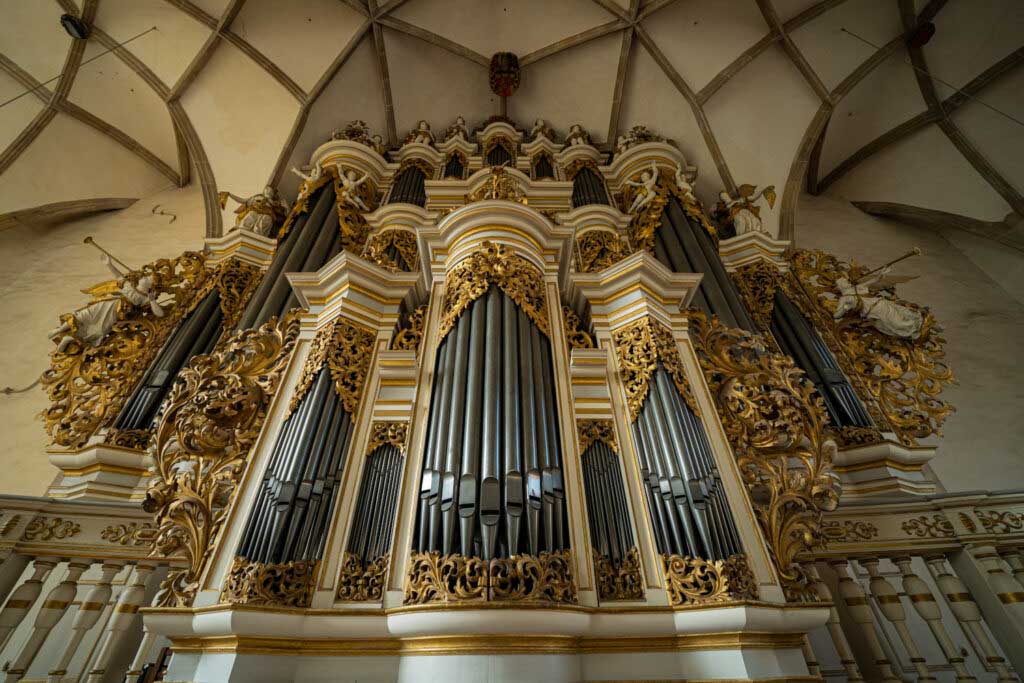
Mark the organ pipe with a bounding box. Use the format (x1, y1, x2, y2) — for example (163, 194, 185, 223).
(388, 165, 427, 206)
(346, 445, 404, 562)
(571, 166, 610, 207)
(581, 441, 634, 564)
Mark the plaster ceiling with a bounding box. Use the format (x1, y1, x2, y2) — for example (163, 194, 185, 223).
(0, 0, 1021, 239)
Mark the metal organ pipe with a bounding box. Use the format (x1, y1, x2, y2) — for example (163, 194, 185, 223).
(581, 441, 635, 565)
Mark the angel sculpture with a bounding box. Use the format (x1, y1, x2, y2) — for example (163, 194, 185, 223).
(445, 116, 469, 142)
(832, 249, 924, 340)
(291, 165, 324, 203)
(715, 184, 776, 236)
(565, 123, 590, 147)
(674, 163, 698, 204)
(624, 161, 660, 215)
(406, 120, 434, 146)
(530, 118, 554, 141)
(336, 168, 371, 212)
(48, 252, 165, 353)
(219, 186, 290, 237)
(370, 134, 386, 155)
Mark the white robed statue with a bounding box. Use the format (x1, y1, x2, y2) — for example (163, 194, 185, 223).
(832, 248, 924, 340)
(48, 242, 165, 353)
(219, 185, 290, 237)
(716, 184, 776, 235)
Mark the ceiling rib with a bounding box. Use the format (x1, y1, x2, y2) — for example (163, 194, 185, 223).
(368, 0, 397, 146)
(606, 0, 641, 143)
(755, 0, 830, 102)
(520, 20, 626, 67)
(377, 16, 489, 66)
(166, 0, 247, 102)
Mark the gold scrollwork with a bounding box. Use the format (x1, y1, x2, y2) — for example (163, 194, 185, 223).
(976, 511, 1024, 534)
(686, 310, 840, 586)
(900, 514, 955, 538)
(41, 251, 210, 449)
(0, 514, 22, 537)
(621, 167, 717, 254)
(101, 522, 158, 547)
(403, 551, 577, 605)
(366, 421, 409, 455)
(594, 548, 644, 601)
(221, 556, 318, 608)
(104, 428, 153, 451)
(820, 520, 879, 543)
(279, 170, 332, 240)
(660, 553, 758, 606)
(362, 229, 419, 273)
(334, 167, 378, 253)
(787, 249, 954, 446)
(482, 136, 516, 165)
(562, 306, 595, 350)
(611, 316, 701, 422)
(730, 261, 781, 333)
(143, 312, 301, 608)
(439, 242, 548, 341)
(336, 552, 389, 602)
(834, 425, 885, 448)
(288, 317, 376, 418)
(21, 516, 81, 541)
(564, 158, 599, 181)
(214, 259, 264, 332)
(466, 165, 526, 204)
(392, 305, 427, 352)
(577, 419, 619, 455)
(575, 230, 628, 273)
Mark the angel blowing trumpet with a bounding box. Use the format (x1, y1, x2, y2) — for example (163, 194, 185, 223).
(833, 248, 924, 339)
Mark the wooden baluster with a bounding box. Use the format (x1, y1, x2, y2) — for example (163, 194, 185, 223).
(830, 559, 901, 683)
(46, 562, 122, 683)
(970, 548, 1024, 632)
(0, 558, 57, 651)
(925, 555, 1018, 683)
(85, 562, 157, 683)
(124, 630, 158, 683)
(999, 549, 1024, 586)
(861, 558, 936, 682)
(892, 556, 977, 682)
(3, 561, 90, 682)
(806, 563, 864, 681)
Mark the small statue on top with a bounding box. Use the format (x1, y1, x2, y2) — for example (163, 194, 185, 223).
(405, 120, 435, 146)
(674, 163, 698, 204)
(623, 161, 660, 215)
(565, 123, 591, 148)
(530, 118, 555, 142)
(332, 120, 370, 144)
(832, 248, 924, 340)
(444, 116, 470, 142)
(218, 186, 290, 237)
(714, 184, 776, 236)
(614, 125, 663, 155)
(335, 168, 372, 212)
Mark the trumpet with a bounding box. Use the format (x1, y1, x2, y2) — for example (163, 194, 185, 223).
(854, 247, 921, 283)
(83, 236, 133, 272)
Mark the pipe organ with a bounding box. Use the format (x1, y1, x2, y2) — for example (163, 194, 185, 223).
(21, 117, 967, 683)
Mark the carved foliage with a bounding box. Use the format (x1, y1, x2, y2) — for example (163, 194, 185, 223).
(41, 252, 209, 449)
(901, 515, 955, 538)
(403, 551, 577, 605)
(977, 510, 1024, 534)
(221, 556, 317, 608)
(562, 305, 595, 350)
(575, 230, 628, 273)
(621, 168, 716, 253)
(611, 317, 700, 422)
(337, 552, 389, 602)
(661, 553, 758, 606)
(594, 547, 644, 601)
(366, 421, 409, 455)
(392, 305, 427, 352)
(288, 317, 376, 418)
(439, 242, 548, 341)
(577, 419, 619, 455)
(143, 313, 301, 607)
(788, 249, 954, 445)
(404, 552, 488, 604)
(687, 310, 840, 585)
(820, 520, 879, 543)
(731, 261, 780, 333)
(362, 229, 419, 273)
(102, 522, 158, 546)
(21, 516, 81, 541)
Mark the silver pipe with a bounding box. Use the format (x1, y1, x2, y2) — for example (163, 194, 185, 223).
(503, 295, 523, 555)
(518, 307, 541, 556)
(479, 287, 502, 560)
(459, 291, 487, 557)
(639, 397, 692, 555)
(631, 421, 671, 554)
(442, 304, 473, 554)
(530, 326, 555, 552)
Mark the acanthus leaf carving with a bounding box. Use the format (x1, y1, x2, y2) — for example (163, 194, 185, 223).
(611, 316, 701, 422)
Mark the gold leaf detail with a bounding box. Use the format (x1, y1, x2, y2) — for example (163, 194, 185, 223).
(901, 515, 955, 538)
(336, 552, 389, 602)
(594, 547, 644, 601)
(101, 522, 158, 547)
(403, 551, 577, 605)
(392, 305, 427, 352)
(562, 306, 595, 350)
(611, 316, 700, 422)
(575, 230, 627, 273)
(366, 421, 409, 455)
(577, 419, 618, 455)
(661, 553, 758, 606)
(221, 556, 317, 608)
(362, 229, 419, 273)
(21, 516, 81, 541)
(288, 317, 376, 418)
(977, 510, 1024, 534)
(819, 520, 879, 543)
(730, 261, 780, 333)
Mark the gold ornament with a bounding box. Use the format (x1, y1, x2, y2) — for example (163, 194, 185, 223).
(562, 306, 595, 350)
(575, 230, 628, 273)
(287, 317, 376, 418)
(439, 242, 548, 341)
(221, 556, 318, 608)
(0, 514, 22, 537)
(333, 164, 379, 252)
(21, 516, 81, 541)
(577, 419, 619, 455)
(730, 261, 780, 333)
(143, 312, 301, 607)
(819, 520, 879, 543)
(336, 552, 389, 601)
(482, 136, 516, 163)
(594, 547, 644, 601)
(279, 169, 332, 240)
(104, 428, 153, 451)
(362, 229, 419, 273)
(958, 512, 977, 533)
(466, 165, 526, 204)
(687, 310, 840, 585)
(621, 167, 717, 254)
(366, 421, 409, 455)
(403, 551, 577, 605)
(782, 563, 821, 603)
(787, 249, 954, 445)
(214, 259, 264, 332)
(444, 151, 468, 179)
(977, 510, 1024, 534)
(834, 425, 884, 447)
(901, 514, 954, 538)
(392, 305, 427, 352)
(564, 158, 599, 181)
(41, 252, 209, 449)
(660, 553, 758, 606)
(101, 522, 158, 547)
(611, 316, 701, 422)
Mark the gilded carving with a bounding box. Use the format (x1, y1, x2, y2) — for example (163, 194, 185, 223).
(104, 428, 153, 451)
(334, 165, 378, 252)
(41, 251, 209, 449)
(466, 164, 526, 204)
(575, 230, 628, 273)
(362, 229, 419, 272)
(564, 158, 599, 181)
(0, 514, 22, 537)
(661, 553, 758, 606)
(101, 522, 158, 547)
(977, 511, 1024, 534)
(562, 306, 595, 350)
(621, 166, 716, 254)
(366, 421, 409, 455)
(611, 317, 700, 422)
(143, 312, 301, 607)
(439, 242, 548, 341)
(730, 261, 780, 333)
(835, 425, 885, 448)
(392, 305, 427, 352)
(214, 259, 263, 331)
(787, 249, 954, 446)
(959, 512, 977, 533)
(21, 516, 81, 541)
(288, 317, 376, 418)
(403, 551, 577, 605)
(687, 310, 840, 585)
(901, 515, 955, 538)
(820, 520, 879, 543)
(279, 170, 331, 240)
(336, 552, 389, 602)
(594, 548, 644, 601)
(577, 419, 619, 455)
(482, 136, 515, 164)
(221, 556, 317, 608)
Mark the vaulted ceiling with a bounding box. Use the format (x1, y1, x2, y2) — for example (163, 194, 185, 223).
(1, 0, 1021, 239)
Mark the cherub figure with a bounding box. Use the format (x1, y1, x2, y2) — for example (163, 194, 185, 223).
(674, 163, 697, 204)
(291, 164, 322, 184)
(48, 253, 165, 353)
(406, 120, 434, 146)
(337, 168, 371, 212)
(565, 123, 590, 147)
(530, 118, 554, 141)
(445, 116, 469, 142)
(833, 263, 923, 339)
(715, 184, 776, 235)
(219, 186, 290, 237)
(624, 161, 660, 215)
(370, 134, 385, 155)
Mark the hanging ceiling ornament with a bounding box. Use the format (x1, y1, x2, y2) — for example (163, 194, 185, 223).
(489, 52, 521, 98)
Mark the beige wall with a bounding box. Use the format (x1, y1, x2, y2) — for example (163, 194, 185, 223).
(0, 184, 206, 496)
